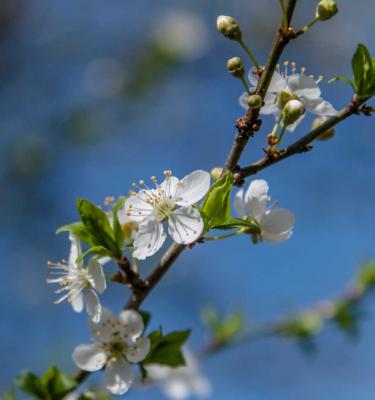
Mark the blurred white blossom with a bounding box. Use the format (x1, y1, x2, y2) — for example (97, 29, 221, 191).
(154, 11, 210, 61)
(146, 349, 212, 399)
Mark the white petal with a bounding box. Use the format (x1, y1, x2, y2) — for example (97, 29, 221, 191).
(260, 208, 295, 243)
(71, 292, 84, 313)
(234, 189, 246, 218)
(168, 206, 204, 244)
(87, 259, 106, 294)
(287, 74, 321, 99)
(68, 233, 82, 268)
(145, 364, 171, 380)
(191, 375, 212, 397)
(123, 192, 154, 222)
(118, 310, 144, 339)
(260, 92, 279, 115)
(164, 380, 191, 400)
(239, 92, 249, 110)
(303, 97, 337, 117)
(90, 307, 117, 341)
(72, 344, 107, 372)
(133, 218, 166, 260)
(84, 288, 102, 323)
(244, 179, 269, 220)
(104, 358, 133, 395)
(126, 337, 151, 363)
(268, 70, 288, 92)
(175, 170, 210, 207)
(248, 66, 260, 87)
(159, 176, 179, 200)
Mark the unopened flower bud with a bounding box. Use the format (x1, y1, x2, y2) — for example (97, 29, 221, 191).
(247, 94, 262, 109)
(316, 0, 338, 21)
(227, 57, 245, 78)
(277, 90, 297, 110)
(210, 167, 223, 181)
(312, 116, 335, 141)
(216, 15, 242, 41)
(283, 99, 305, 126)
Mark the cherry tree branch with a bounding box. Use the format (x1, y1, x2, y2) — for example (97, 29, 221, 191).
(237, 96, 371, 182)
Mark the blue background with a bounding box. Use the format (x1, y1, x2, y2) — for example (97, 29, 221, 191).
(1, 0, 375, 398)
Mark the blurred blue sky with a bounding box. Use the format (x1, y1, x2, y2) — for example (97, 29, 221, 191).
(1, 0, 375, 399)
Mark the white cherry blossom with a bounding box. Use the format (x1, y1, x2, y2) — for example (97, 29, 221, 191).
(47, 234, 106, 323)
(146, 349, 211, 400)
(73, 308, 151, 396)
(235, 179, 295, 243)
(239, 62, 337, 132)
(122, 170, 210, 260)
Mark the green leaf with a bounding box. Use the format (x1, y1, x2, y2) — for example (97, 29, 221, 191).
(200, 172, 234, 230)
(56, 222, 98, 247)
(143, 329, 191, 367)
(357, 263, 375, 290)
(16, 372, 46, 399)
(139, 310, 151, 331)
(333, 300, 361, 338)
(112, 197, 125, 249)
(16, 367, 76, 400)
(77, 198, 121, 257)
(76, 246, 113, 264)
(352, 43, 375, 97)
(40, 366, 77, 400)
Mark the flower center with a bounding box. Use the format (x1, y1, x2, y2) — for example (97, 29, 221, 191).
(154, 198, 176, 222)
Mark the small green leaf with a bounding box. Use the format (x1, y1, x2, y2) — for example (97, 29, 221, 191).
(357, 263, 375, 290)
(139, 310, 151, 331)
(40, 366, 77, 400)
(113, 197, 125, 248)
(76, 246, 113, 264)
(77, 199, 121, 257)
(143, 329, 191, 367)
(16, 372, 46, 399)
(200, 172, 234, 230)
(333, 300, 361, 338)
(56, 222, 98, 247)
(352, 43, 375, 97)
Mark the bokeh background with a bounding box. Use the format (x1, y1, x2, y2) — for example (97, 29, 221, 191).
(1, 0, 375, 398)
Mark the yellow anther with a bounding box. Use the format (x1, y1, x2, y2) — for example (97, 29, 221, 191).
(139, 180, 144, 185)
(284, 60, 289, 66)
(301, 67, 306, 75)
(276, 63, 280, 69)
(132, 182, 137, 187)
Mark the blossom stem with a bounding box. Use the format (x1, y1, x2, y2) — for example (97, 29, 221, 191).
(270, 113, 283, 138)
(273, 125, 287, 150)
(239, 39, 260, 70)
(204, 231, 243, 241)
(240, 76, 251, 95)
(300, 17, 319, 33)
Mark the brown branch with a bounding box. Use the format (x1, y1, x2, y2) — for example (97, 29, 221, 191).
(224, 0, 298, 173)
(237, 96, 369, 182)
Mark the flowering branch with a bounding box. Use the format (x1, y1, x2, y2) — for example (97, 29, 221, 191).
(237, 95, 371, 182)
(224, 0, 298, 172)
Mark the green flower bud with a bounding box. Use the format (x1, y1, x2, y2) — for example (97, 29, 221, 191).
(247, 94, 262, 109)
(216, 15, 242, 41)
(210, 167, 223, 181)
(282, 99, 305, 126)
(277, 90, 298, 110)
(316, 0, 338, 21)
(312, 116, 335, 141)
(226, 57, 245, 78)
